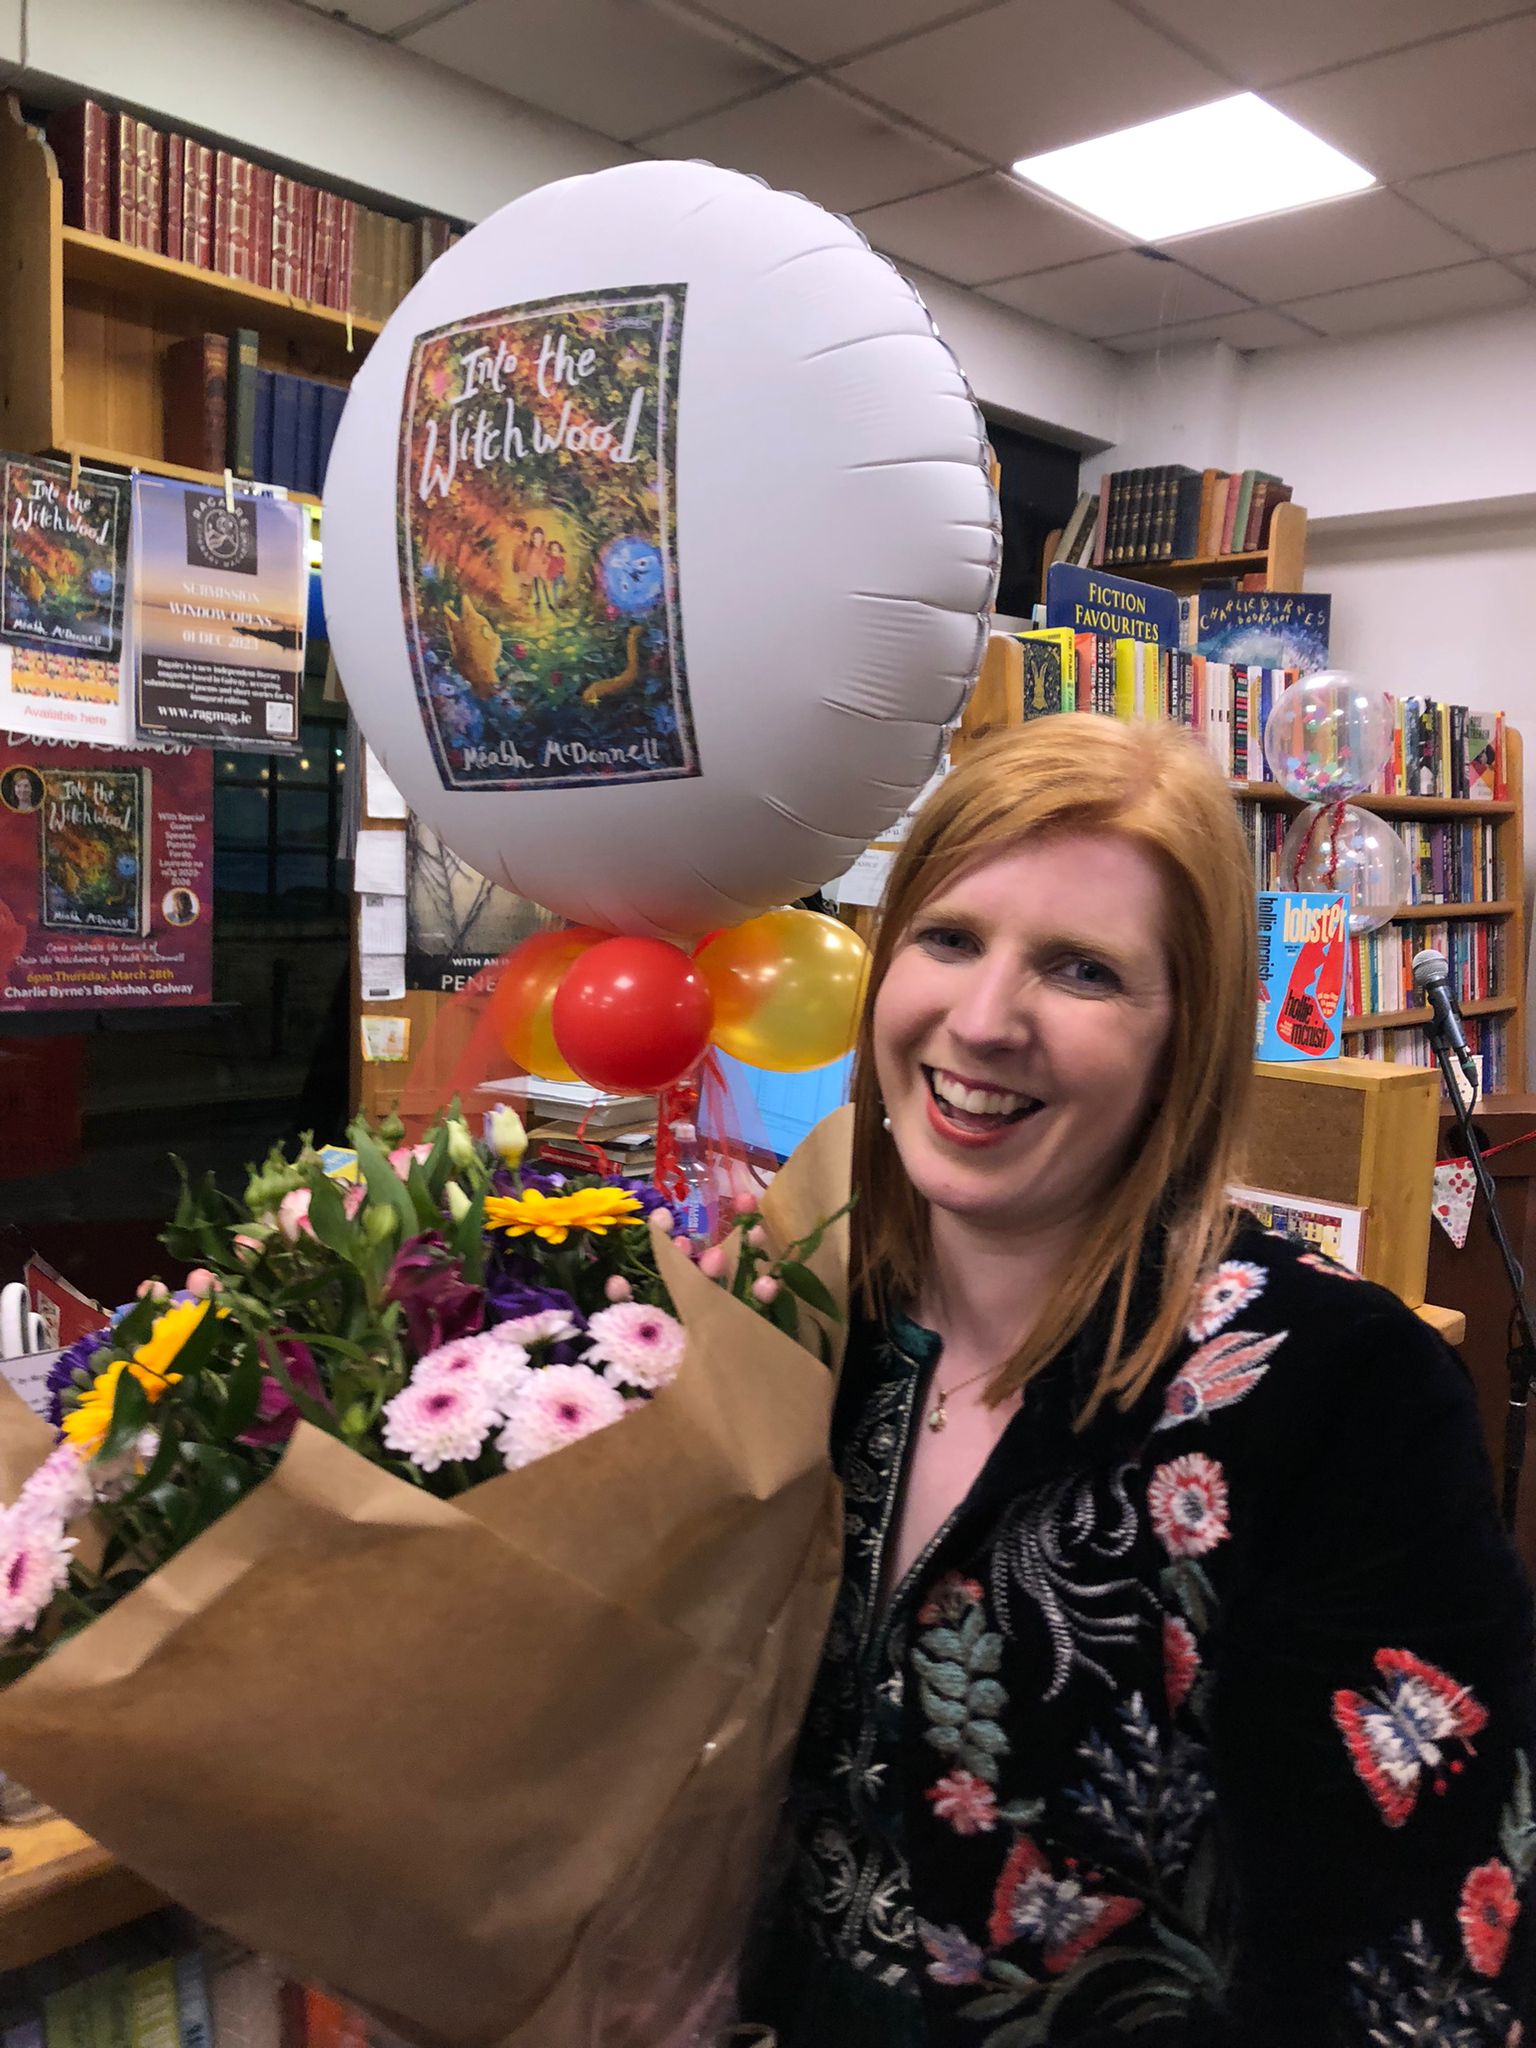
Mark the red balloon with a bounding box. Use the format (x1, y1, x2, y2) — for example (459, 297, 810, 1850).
(551, 937, 715, 1095)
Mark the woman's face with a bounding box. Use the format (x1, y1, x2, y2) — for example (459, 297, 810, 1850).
(872, 832, 1175, 1240)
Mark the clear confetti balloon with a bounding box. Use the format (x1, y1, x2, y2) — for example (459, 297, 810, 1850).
(1281, 802, 1411, 936)
(1263, 673, 1395, 802)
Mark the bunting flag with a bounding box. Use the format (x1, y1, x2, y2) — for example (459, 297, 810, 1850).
(1432, 1160, 1477, 1250)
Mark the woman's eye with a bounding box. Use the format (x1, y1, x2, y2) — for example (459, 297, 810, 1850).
(915, 925, 979, 958)
(1057, 954, 1120, 991)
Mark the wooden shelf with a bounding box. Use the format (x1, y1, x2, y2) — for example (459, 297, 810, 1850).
(1235, 781, 1517, 821)
(0, 1814, 163, 1970)
(1389, 901, 1517, 920)
(1118, 548, 1267, 576)
(1343, 995, 1517, 1034)
(62, 227, 381, 353)
(52, 439, 320, 507)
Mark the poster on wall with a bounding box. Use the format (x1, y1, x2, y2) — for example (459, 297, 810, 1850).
(0, 736, 213, 1011)
(397, 285, 699, 793)
(129, 476, 306, 752)
(0, 645, 132, 748)
(406, 817, 556, 992)
(1, 455, 128, 658)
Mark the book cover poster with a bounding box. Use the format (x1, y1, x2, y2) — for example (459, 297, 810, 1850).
(406, 816, 556, 992)
(130, 477, 306, 752)
(0, 643, 131, 747)
(1195, 591, 1330, 671)
(1045, 562, 1180, 648)
(398, 285, 699, 793)
(1, 456, 127, 658)
(1255, 890, 1347, 1061)
(0, 736, 212, 1011)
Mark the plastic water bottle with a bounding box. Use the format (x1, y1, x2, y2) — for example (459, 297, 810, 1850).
(670, 1118, 714, 1242)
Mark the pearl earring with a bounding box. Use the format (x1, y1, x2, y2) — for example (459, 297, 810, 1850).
(881, 1114, 892, 1132)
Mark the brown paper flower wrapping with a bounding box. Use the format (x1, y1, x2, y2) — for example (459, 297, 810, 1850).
(0, 1110, 853, 2046)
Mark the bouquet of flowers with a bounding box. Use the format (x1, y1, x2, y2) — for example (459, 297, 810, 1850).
(0, 1104, 855, 2046)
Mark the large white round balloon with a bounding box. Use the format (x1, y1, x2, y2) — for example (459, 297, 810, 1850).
(323, 159, 998, 938)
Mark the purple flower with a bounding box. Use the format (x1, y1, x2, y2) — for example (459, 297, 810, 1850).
(384, 1235, 486, 1357)
(239, 1340, 329, 1448)
(46, 1328, 112, 1426)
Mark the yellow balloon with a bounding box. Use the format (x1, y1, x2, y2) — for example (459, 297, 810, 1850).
(697, 909, 870, 1072)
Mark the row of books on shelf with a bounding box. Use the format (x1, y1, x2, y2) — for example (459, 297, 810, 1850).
(2, 1909, 393, 2048)
(1351, 1015, 1508, 1097)
(165, 330, 344, 491)
(1084, 465, 1293, 568)
(45, 99, 459, 319)
(1235, 803, 1502, 907)
(1344, 918, 1504, 1021)
(1016, 631, 1510, 801)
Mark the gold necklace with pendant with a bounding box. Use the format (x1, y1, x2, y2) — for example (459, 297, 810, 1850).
(925, 1363, 998, 1432)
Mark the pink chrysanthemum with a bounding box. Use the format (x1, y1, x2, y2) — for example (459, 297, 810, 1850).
(0, 1502, 75, 1641)
(497, 1364, 626, 1471)
(18, 1443, 95, 1524)
(382, 1377, 495, 1472)
(489, 1309, 581, 1348)
(414, 1332, 532, 1415)
(583, 1302, 687, 1392)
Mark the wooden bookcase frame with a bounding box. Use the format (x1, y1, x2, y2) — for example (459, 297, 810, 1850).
(0, 93, 380, 503)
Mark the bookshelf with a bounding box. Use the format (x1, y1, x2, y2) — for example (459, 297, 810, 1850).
(1235, 727, 1527, 1092)
(1115, 499, 1308, 594)
(0, 95, 377, 501)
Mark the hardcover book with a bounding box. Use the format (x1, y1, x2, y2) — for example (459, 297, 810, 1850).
(48, 100, 110, 235)
(38, 765, 149, 937)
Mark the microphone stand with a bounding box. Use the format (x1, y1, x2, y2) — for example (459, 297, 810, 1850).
(1430, 1028, 1536, 1531)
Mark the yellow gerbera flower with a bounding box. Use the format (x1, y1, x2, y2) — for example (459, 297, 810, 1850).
(483, 1186, 643, 1246)
(59, 1298, 217, 1458)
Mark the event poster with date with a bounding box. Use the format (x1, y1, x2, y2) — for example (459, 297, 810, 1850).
(0, 736, 212, 1011)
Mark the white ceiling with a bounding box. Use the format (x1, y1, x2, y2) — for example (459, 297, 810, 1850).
(331, 0, 1536, 353)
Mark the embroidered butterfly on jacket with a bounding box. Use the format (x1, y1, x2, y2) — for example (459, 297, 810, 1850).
(1332, 1647, 1490, 1828)
(1156, 1328, 1287, 1432)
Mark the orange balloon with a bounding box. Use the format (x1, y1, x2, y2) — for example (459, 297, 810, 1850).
(696, 909, 869, 1072)
(489, 926, 606, 1081)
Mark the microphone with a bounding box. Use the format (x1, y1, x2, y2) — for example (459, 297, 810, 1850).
(1412, 948, 1476, 1080)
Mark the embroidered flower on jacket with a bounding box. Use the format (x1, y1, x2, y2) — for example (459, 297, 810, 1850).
(1331, 1647, 1490, 1829)
(987, 1835, 1141, 1972)
(1163, 1615, 1200, 1715)
(381, 1376, 496, 1472)
(497, 1362, 626, 1470)
(917, 1574, 986, 1627)
(917, 1921, 985, 1987)
(1187, 1260, 1266, 1341)
(925, 1769, 999, 1836)
(1147, 1453, 1230, 1558)
(583, 1301, 687, 1391)
(1157, 1328, 1286, 1432)
(1458, 1858, 1521, 1977)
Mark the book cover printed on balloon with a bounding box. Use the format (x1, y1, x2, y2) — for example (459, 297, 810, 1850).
(397, 285, 700, 793)
(1255, 889, 1347, 1062)
(1, 454, 128, 658)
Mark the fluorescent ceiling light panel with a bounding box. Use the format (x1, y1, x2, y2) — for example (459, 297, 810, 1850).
(1013, 93, 1375, 242)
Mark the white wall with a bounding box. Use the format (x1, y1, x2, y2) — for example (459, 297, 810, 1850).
(17, 0, 1119, 438)
(0, 0, 21, 77)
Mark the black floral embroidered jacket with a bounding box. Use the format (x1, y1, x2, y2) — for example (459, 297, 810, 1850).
(755, 1221, 1536, 2046)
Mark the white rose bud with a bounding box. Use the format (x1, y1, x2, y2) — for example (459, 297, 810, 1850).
(487, 1104, 527, 1167)
(444, 1181, 472, 1224)
(444, 1118, 475, 1169)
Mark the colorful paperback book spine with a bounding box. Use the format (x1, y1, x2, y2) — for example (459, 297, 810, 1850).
(1256, 890, 1347, 1062)
(125, 1962, 178, 2048)
(171, 1956, 210, 2048)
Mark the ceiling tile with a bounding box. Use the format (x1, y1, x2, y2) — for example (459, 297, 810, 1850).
(853, 173, 1128, 284)
(1269, 16, 1536, 182)
(834, 0, 1229, 163)
(1107, 307, 1319, 352)
(1279, 259, 1534, 335)
(406, 0, 790, 142)
(984, 250, 1246, 338)
(1166, 190, 1479, 301)
(1404, 151, 1536, 255)
(683, 0, 1005, 67)
(648, 79, 973, 213)
(1126, 0, 1530, 90)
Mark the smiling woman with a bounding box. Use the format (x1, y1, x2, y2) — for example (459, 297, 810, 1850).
(744, 715, 1536, 2048)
